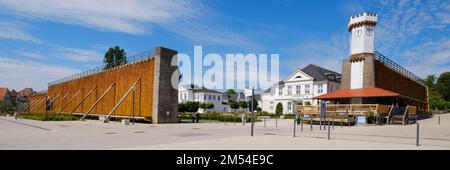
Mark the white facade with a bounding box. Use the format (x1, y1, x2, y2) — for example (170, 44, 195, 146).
(349, 12, 377, 55)
(178, 85, 231, 113)
(350, 61, 364, 89)
(258, 69, 340, 114)
(348, 12, 377, 89)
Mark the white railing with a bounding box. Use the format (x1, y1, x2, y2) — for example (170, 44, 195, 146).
(48, 50, 153, 86)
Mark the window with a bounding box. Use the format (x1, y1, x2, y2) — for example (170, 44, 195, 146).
(288, 102, 292, 111)
(318, 84, 323, 94)
(270, 106, 273, 110)
(204, 94, 206, 100)
(218, 96, 221, 101)
(296, 85, 301, 94)
(305, 85, 310, 94)
(278, 88, 283, 95)
(287, 86, 292, 95)
(270, 101, 273, 104)
(295, 76, 302, 79)
(208, 95, 211, 100)
(213, 95, 216, 100)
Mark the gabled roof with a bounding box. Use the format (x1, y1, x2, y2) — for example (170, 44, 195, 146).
(9, 90, 17, 102)
(18, 88, 34, 97)
(0, 87, 10, 102)
(314, 87, 399, 99)
(193, 87, 223, 94)
(301, 64, 341, 83)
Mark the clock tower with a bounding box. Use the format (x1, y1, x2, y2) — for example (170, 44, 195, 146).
(349, 12, 377, 55)
(346, 12, 378, 90)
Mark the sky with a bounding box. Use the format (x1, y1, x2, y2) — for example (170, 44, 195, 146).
(0, 0, 449, 91)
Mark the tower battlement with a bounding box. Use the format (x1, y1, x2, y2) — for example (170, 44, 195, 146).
(348, 12, 377, 32)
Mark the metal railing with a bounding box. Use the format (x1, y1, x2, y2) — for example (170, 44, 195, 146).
(48, 50, 154, 86)
(374, 51, 425, 86)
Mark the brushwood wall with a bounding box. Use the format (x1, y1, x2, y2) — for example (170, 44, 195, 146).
(28, 47, 179, 123)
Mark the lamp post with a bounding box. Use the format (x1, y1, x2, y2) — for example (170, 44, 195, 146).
(251, 88, 255, 137)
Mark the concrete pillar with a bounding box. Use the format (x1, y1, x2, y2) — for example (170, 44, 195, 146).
(152, 47, 179, 124)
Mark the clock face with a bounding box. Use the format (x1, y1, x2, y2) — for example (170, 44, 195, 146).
(366, 28, 373, 36)
(354, 29, 362, 37)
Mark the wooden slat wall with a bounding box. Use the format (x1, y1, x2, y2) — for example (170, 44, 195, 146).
(29, 94, 47, 113)
(39, 58, 155, 118)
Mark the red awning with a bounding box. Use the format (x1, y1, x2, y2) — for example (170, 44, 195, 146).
(314, 87, 400, 99)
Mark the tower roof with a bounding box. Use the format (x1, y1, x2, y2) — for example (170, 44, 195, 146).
(348, 12, 377, 32)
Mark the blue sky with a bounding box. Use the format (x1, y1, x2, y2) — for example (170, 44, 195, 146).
(0, 0, 449, 91)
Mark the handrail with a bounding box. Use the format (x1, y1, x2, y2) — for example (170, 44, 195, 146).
(386, 104, 394, 125)
(57, 89, 82, 114)
(104, 78, 141, 122)
(81, 82, 116, 120)
(374, 51, 425, 86)
(69, 86, 97, 115)
(48, 50, 154, 87)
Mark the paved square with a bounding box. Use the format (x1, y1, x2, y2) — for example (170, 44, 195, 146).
(1, 114, 449, 150)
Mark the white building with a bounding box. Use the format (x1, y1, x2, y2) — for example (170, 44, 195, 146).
(258, 64, 341, 114)
(178, 85, 231, 113)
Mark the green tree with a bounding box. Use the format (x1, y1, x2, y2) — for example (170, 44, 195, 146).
(425, 75, 436, 88)
(199, 103, 206, 111)
(436, 72, 450, 101)
(0, 102, 15, 114)
(104, 46, 127, 69)
(275, 103, 283, 115)
(248, 98, 259, 111)
(230, 101, 239, 112)
(239, 100, 248, 111)
(256, 107, 262, 113)
(225, 89, 237, 102)
(178, 103, 186, 113)
(184, 101, 200, 113)
(206, 102, 214, 112)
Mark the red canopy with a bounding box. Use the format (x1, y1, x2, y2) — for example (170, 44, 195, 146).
(314, 87, 400, 99)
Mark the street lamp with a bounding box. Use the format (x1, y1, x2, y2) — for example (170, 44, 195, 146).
(251, 87, 255, 137)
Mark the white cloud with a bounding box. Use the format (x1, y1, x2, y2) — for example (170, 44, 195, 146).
(17, 51, 48, 60)
(0, 0, 202, 35)
(0, 20, 41, 43)
(0, 56, 80, 91)
(366, 0, 450, 77)
(0, 0, 256, 47)
(284, 34, 349, 73)
(49, 45, 102, 62)
(403, 39, 450, 77)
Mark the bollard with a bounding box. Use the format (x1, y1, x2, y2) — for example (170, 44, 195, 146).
(217, 114, 219, 125)
(301, 116, 304, 132)
(328, 120, 331, 140)
(319, 115, 322, 130)
(234, 114, 236, 126)
(310, 116, 313, 131)
(275, 117, 278, 128)
(225, 116, 227, 126)
(264, 118, 266, 127)
(416, 123, 420, 146)
(293, 118, 296, 138)
(438, 116, 440, 125)
(332, 118, 334, 130)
